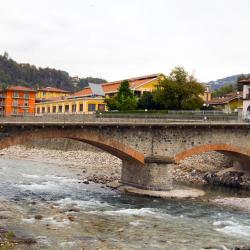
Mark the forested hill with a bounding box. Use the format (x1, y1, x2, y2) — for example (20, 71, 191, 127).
(0, 53, 107, 92)
(207, 74, 250, 90)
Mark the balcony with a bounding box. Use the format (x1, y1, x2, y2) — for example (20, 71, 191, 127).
(245, 93, 250, 100)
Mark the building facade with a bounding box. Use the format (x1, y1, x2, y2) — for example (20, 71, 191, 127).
(36, 87, 70, 101)
(35, 96, 106, 114)
(206, 92, 243, 113)
(240, 79, 250, 119)
(0, 86, 36, 116)
(73, 73, 163, 98)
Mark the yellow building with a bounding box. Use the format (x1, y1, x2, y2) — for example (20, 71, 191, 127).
(36, 87, 70, 101)
(35, 96, 106, 114)
(206, 92, 243, 113)
(35, 74, 163, 115)
(74, 73, 163, 98)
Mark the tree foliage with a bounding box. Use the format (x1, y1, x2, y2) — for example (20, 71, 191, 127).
(76, 77, 107, 90)
(137, 92, 161, 110)
(106, 80, 137, 111)
(153, 67, 204, 110)
(212, 84, 235, 97)
(0, 52, 107, 91)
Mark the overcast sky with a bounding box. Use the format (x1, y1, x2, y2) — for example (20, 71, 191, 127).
(0, 0, 249, 82)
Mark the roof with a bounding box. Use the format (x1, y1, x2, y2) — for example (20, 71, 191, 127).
(3, 85, 36, 92)
(207, 92, 243, 105)
(239, 79, 250, 84)
(38, 87, 70, 93)
(72, 73, 161, 97)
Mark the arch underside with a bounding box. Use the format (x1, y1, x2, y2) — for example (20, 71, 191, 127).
(175, 144, 250, 164)
(0, 128, 145, 165)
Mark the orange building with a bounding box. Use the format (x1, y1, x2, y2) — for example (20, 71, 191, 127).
(0, 86, 36, 116)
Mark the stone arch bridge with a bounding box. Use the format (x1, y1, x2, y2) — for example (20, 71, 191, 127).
(0, 120, 249, 191)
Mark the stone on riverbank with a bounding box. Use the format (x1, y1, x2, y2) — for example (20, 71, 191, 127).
(122, 185, 205, 199)
(212, 198, 250, 212)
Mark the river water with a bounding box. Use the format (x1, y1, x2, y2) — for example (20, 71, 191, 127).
(0, 158, 250, 250)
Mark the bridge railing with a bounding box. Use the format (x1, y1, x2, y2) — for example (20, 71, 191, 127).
(0, 111, 245, 124)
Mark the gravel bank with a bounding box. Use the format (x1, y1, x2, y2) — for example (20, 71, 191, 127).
(0, 146, 122, 185)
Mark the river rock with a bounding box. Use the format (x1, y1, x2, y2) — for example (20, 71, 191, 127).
(203, 171, 244, 188)
(34, 215, 43, 220)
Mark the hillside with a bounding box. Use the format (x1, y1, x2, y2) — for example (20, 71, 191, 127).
(0, 52, 107, 92)
(207, 74, 250, 90)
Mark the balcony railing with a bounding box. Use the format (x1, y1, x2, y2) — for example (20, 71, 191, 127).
(245, 93, 250, 100)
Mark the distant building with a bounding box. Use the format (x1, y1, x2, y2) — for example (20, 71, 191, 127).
(239, 79, 250, 119)
(73, 73, 162, 98)
(0, 86, 36, 116)
(201, 85, 212, 102)
(35, 96, 106, 114)
(36, 87, 70, 102)
(35, 74, 162, 115)
(206, 92, 243, 113)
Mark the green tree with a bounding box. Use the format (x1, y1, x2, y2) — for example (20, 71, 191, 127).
(137, 92, 161, 110)
(212, 84, 235, 97)
(153, 67, 204, 110)
(106, 80, 137, 111)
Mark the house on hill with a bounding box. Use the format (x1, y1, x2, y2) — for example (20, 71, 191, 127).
(206, 92, 243, 113)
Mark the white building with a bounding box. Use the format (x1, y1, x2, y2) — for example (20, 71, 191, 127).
(241, 79, 250, 119)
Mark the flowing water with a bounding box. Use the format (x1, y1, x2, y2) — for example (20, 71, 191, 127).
(0, 158, 250, 250)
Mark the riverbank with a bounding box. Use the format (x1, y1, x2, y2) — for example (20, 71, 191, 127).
(0, 147, 250, 249)
(0, 145, 122, 186)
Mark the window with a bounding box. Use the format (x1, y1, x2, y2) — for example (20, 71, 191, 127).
(24, 93, 29, 99)
(42, 92, 46, 97)
(12, 99, 18, 107)
(79, 103, 83, 112)
(72, 104, 76, 113)
(88, 104, 96, 112)
(53, 106, 56, 113)
(13, 92, 19, 98)
(65, 105, 69, 112)
(24, 100, 29, 107)
(37, 107, 40, 114)
(47, 107, 50, 113)
(58, 105, 62, 113)
(134, 91, 142, 97)
(42, 107, 45, 113)
(98, 104, 105, 111)
(13, 107, 18, 114)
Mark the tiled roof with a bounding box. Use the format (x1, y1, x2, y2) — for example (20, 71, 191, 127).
(5, 85, 36, 92)
(239, 79, 250, 84)
(207, 92, 243, 105)
(38, 87, 70, 93)
(72, 73, 161, 97)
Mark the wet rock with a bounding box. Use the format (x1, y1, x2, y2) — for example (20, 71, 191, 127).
(106, 180, 122, 189)
(67, 215, 76, 222)
(34, 215, 43, 220)
(232, 247, 250, 250)
(203, 171, 244, 188)
(82, 179, 89, 184)
(68, 207, 80, 212)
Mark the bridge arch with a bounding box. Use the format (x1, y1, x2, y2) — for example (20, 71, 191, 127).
(0, 128, 144, 164)
(174, 144, 250, 163)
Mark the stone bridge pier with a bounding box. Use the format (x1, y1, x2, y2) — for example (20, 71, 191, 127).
(0, 122, 249, 192)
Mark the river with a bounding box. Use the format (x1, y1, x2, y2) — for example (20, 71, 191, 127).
(0, 158, 250, 250)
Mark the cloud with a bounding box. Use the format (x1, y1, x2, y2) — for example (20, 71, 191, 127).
(0, 0, 250, 81)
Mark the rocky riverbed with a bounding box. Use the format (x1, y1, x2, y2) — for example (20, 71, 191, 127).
(173, 151, 250, 190)
(0, 145, 122, 187)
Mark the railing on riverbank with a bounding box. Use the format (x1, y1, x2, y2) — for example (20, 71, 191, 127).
(96, 110, 240, 122)
(0, 111, 247, 125)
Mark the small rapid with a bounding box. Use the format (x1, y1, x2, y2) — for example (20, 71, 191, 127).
(0, 158, 250, 249)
